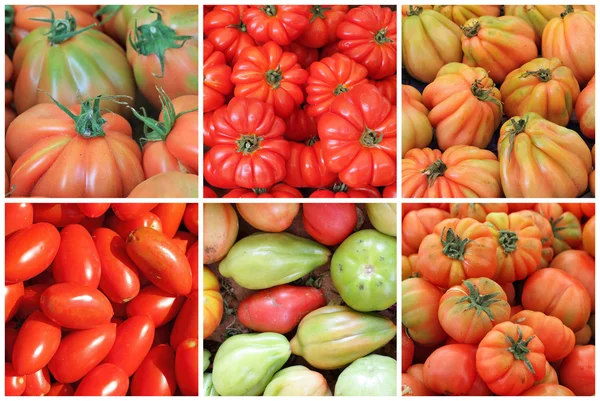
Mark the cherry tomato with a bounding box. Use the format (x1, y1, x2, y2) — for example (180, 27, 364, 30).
(53, 224, 102, 287)
(111, 203, 158, 221)
(48, 323, 117, 383)
(46, 383, 75, 396)
(173, 230, 197, 252)
(170, 291, 198, 350)
(5, 282, 24, 322)
(187, 241, 199, 291)
(5, 203, 33, 237)
(183, 203, 198, 234)
(126, 285, 186, 327)
(5, 362, 26, 396)
(152, 203, 186, 238)
(175, 338, 199, 396)
(125, 228, 192, 295)
(131, 344, 177, 396)
(74, 363, 129, 396)
(104, 315, 155, 376)
(33, 203, 85, 226)
(23, 367, 51, 396)
(93, 228, 141, 303)
(40, 283, 114, 329)
(77, 203, 111, 218)
(106, 211, 163, 238)
(5, 223, 60, 283)
(12, 310, 61, 375)
(16, 284, 48, 320)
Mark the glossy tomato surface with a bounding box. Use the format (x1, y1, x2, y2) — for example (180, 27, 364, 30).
(12, 310, 61, 375)
(53, 224, 101, 287)
(126, 285, 186, 327)
(175, 338, 199, 395)
(74, 363, 130, 396)
(5, 203, 33, 237)
(130, 344, 177, 396)
(103, 316, 155, 376)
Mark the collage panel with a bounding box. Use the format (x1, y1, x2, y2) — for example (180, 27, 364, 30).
(203, 202, 398, 396)
(401, 202, 595, 396)
(5, 5, 199, 199)
(5, 202, 199, 395)
(203, 5, 398, 199)
(401, 5, 595, 198)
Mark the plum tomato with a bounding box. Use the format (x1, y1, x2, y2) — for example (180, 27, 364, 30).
(12, 310, 61, 375)
(175, 338, 199, 396)
(106, 211, 163, 238)
(103, 315, 155, 376)
(111, 203, 158, 221)
(130, 344, 177, 396)
(46, 383, 75, 396)
(170, 291, 199, 350)
(5, 362, 26, 396)
(187, 241, 199, 291)
(23, 367, 51, 396)
(74, 364, 129, 396)
(126, 285, 186, 327)
(302, 203, 357, 245)
(53, 224, 102, 287)
(151, 203, 186, 238)
(16, 284, 49, 320)
(183, 203, 199, 235)
(5, 203, 33, 237)
(237, 203, 300, 232)
(5, 282, 24, 322)
(32, 203, 85, 227)
(77, 203, 111, 218)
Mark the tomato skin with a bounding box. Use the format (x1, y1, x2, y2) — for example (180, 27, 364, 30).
(173, 230, 197, 252)
(175, 338, 199, 396)
(402, 208, 450, 256)
(103, 315, 155, 376)
(183, 203, 199, 235)
(12, 310, 61, 375)
(402, 329, 414, 373)
(5, 282, 24, 322)
(5, 324, 18, 362)
(106, 211, 163, 239)
(40, 283, 114, 330)
(283, 141, 338, 188)
(79, 214, 107, 234)
(5, 203, 33, 237)
(296, 5, 348, 48)
(126, 285, 186, 327)
(521, 383, 575, 396)
(302, 203, 357, 246)
(77, 203, 111, 218)
(203, 267, 223, 339)
(53, 224, 101, 288)
(242, 5, 310, 46)
(283, 104, 318, 142)
(550, 250, 595, 311)
(383, 183, 397, 198)
(204, 186, 218, 198)
(187, 241, 199, 291)
(559, 345, 595, 395)
(402, 278, 446, 346)
(204, 41, 233, 113)
(170, 291, 199, 349)
(237, 203, 299, 233)
(125, 227, 193, 296)
(111, 203, 158, 221)
(5, 222, 60, 284)
(5, 362, 26, 396)
(281, 42, 319, 69)
(33, 203, 85, 227)
(152, 203, 186, 238)
(131, 344, 177, 396)
(224, 183, 303, 198)
(582, 215, 595, 257)
(203, 203, 239, 264)
(46, 382, 74, 396)
(74, 363, 129, 396)
(127, 171, 199, 198)
(310, 185, 381, 198)
(203, 6, 256, 64)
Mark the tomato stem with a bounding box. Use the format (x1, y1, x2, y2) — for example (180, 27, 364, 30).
(440, 227, 471, 260)
(333, 83, 349, 96)
(5, 5, 15, 33)
(422, 159, 447, 187)
(561, 5, 575, 18)
(260, 5, 277, 17)
(461, 20, 481, 38)
(456, 280, 503, 322)
(309, 5, 332, 23)
(94, 5, 122, 26)
(28, 6, 97, 44)
(498, 230, 519, 254)
(405, 6, 423, 17)
(503, 117, 529, 156)
(332, 182, 349, 193)
(471, 77, 503, 114)
(265, 66, 283, 89)
(506, 325, 538, 375)
(520, 68, 551, 83)
(374, 27, 393, 44)
(236, 134, 264, 154)
(360, 128, 383, 147)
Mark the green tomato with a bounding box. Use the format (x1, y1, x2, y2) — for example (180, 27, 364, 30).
(330, 229, 397, 312)
(203, 349, 210, 372)
(334, 354, 397, 396)
(203, 373, 220, 396)
(366, 203, 397, 237)
(263, 366, 332, 396)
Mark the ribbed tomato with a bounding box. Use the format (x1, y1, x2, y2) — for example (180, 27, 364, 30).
(402, 207, 450, 256)
(242, 5, 310, 45)
(223, 183, 303, 198)
(281, 42, 318, 69)
(203, 268, 223, 339)
(296, 5, 348, 48)
(309, 183, 381, 198)
(94, 5, 143, 45)
(203, 40, 233, 113)
(402, 277, 446, 346)
(402, 85, 432, 157)
(371, 74, 396, 105)
(449, 203, 509, 222)
(203, 5, 256, 64)
(576, 75, 595, 139)
(283, 140, 337, 188)
(534, 203, 582, 255)
(283, 105, 317, 142)
(434, 5, 501, 26)
(582, 215, 595, 257)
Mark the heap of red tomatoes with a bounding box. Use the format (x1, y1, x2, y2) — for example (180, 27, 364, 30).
(203, 5, 397, 198)
(402, 202, 596, 396)
(5, 202, 198, 396)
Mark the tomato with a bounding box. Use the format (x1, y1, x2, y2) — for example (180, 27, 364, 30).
(520, 384, 575, 396)
(203, 6, 255, 64)
(12, 310, 61, 375)
(424, 344, 491, 395)
(402, 278, 446, 346)
(5, 323, 18, 362)
(439, 278, 511, 344)
(309, 183, 381, 198)
(511, 310, 575, 362)
(338, 6, 396, 80)
(5, 203, 33, 237)
(106, 211, 163, 239)
(383, 183, 397, 198)
(514, 209, 555, 268)
(94, 5, 143, 45)
(418, 218, 497, 288)
(522, 269, 591, 332)
(130, 344, 177, 396)
(53, 224, 101, 287)
(575, 324, 593, 345)
(33, 203, 85, 226)
(559, 345, 595, 395)
(283, 104, 318, 142)
(183, 203, 199, 235)
(76, 203, 110, 218)
(242, 5, 310, 46)
(40, 283, 114, 329)
(402, 329, 414, 373)
(111, 203, 158, 221)
(535, 361, 559, 385)
(224, 183, 303, 198)
(502, 282, 516, 305)
(535, 204, 582, 255)
(5, 223, 60, 284)
(93, 228, 141, 304)
(449, 203, 509, 223)
(204, 97, 289, 189)
(203, 268, 223, 339)
(23, 367, 51, 396)
(126, 6, 198, 109)
(203, 41, 233, 114)
(231, 41, 308, 119)
(238, 285, 325, 334)
(237, 203, 299, 232)
(402, 208, 450, 256)
(508, 203, 536, 212)
(296, 5, 348, 48)
(48, 323, 117, 383)
(46, 383, 74, 396)
(582, 215, 595, 257)
(576, 75, 595, 139)
(170, 291, 198, 349)
(187, 242, 199, 292)
(550, 250, 595, 311)
(302, 203, 357, 246)
(126, 285, 186, 327)
(5, 362, 26, 396)
(203, 203, 239, 264)
(401, 85, 432, 157)
(204, 186, 218, 198)
(284, 140, 338, 188)
(281, 42, 319, 69)
(151, 203, 186, 238)
(176, 339, 199, 395)
(127, 172, 199, 198)
(126, 228, 193, 295)
(402, 254, 419, 280)
(5, 282, 24, 322)
(561, 203, 596, 219)
(103, 315, 155, 376)
(74, 363, 129, 396)
(402, 372, 437, 396)
(319, 84, 396, 187)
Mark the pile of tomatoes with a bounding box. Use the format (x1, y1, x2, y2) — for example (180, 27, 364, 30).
(402, 202, 595, 396)
(5, 202, 198, 396)
(203, 5, 397, 198)
(5, 5, 198, 198)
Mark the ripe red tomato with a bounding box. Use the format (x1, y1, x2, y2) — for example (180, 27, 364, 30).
(173, 230, 198, 252)
(310, 183, 382, 198)
(550, 250, 595, 311)
(5, 323, 18, 363)
(281, 42, 319, 69)
(53, 224, 101, 287)
(223, 183, 303, 198)
(23, 367, 51, 396)
(296, 5, 348, 48)
(74, 363, 129, 396)
(40, 283, 114, 329)
(111, 203, 158, 221)
(204, 186, 218, 198)
(175, 339, 199, 396)
(559, 345, 595, 395)
(236, 203, 300, 232)
(32, 203, 85, 226)
(16, 285, 48, 321)
(187, 241, 199, 292)
(170, 291, 198, 350)
(283, 104, 318, 142)
(402, 329, 415, 373)
(203, 40, 233, 113)
(151, 203, 186, 238)
(283, 141, 338, 188)
(106, 211, 163, 239)
(302, 203, 357, 245)
(48, 323, 117, 383)
(5, 203, 33, 237)
(125, 228, 192, 295)
(130, 345, 177, 396)
(5, 222, 60, 284)
(238, 285, 325, 334)
(46, 383, 75, 396)
(183, 203, 198, 235)
(520, 384, 575, 396)
(104, 315, 155, 376)
(383, 183, 397, 198)
(242, 5, 310, 46)
(203, 6, 256, 64)
(77, 203, 111, 218)
(5, 282, 24, 322)
(126, 285, 186, 327)
(5, 362, 26, 396)
(371, 74, 397, 105)
(12, 310, 61, 375)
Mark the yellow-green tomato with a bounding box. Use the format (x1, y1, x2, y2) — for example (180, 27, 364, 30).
(334, 354, 397, 396)
(203, 373, 219, 396)
(366, 203, 397, 237)
(263, 366, 331, 396)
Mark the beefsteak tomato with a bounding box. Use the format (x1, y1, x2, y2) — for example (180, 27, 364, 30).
(203, 6, 256, 64)
(402, 278, 446, 346)
(223, 183, 302, 198)
(242, 5, 310, 46)
(283, 140, 337, 188)
(283, 104, 317, 142)
(371, 74, 396, 105)
(534, 204, 582, 255)
(582, 215, 595, 257)
(203, 41, 233, 113)
(402, 207, 449, 256)
(551, 250, 595, 310)
(309, 183, 381, 198)
(449, 203, 509, 222)
(433, 5, 501, 26)
(576, 75, 595, 139)
(296, 5, 348, 48)
(402, 85, 432, 157)
(558, 345, 595, 396)
(94, 5, 143, 45)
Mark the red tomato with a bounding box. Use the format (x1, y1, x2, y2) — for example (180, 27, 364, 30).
(508, 203, 536, 212)
(32, 203, 85, 226)
(281, 42, 318, 69)
(173, 230, 198, 252)
(79, 214, 107, 234)
(12, 310, 61, 375)
(111, 203, 158, 221)
(284, 140, 338, 188)
(237, 203, 299, 232)
(296, 5, 348, 48)
(237, 285, 325, 334)
(559, 345, 595, 395)
(106, 211, 163, 239)
(383, 183, 397, 198)
(550, 250, 595, 311)
(53, 224, 101, 287)
(104, 315, 155, 376)
(371, 74, 397, 105)
(187, 241, 199, 291)
(582, 215, 595, 257)
(126, 285, 186, 327)
(152, 203, 186, 238)
(5, 362, 26, 396)
(5, 282, 24, 322)
(77, 203, 111, 218)
(111, 300, 128, 319)
(5, 323, 18, 362)
(203, 40, 233, 113)
(401, 208, 450, 256)
(131, 345, 177, 396)
(5, 222, 60, 284)
(223, 183, 303, 198)
(5, 203, 33, 237)
(183, 203, 198, 235)
(153, 324, 172, 347)
(126, 228, 192, 295)
(283, 104, 318, 142)
(520, 384, 575, 396)
(170, 291, 198, 349)
(16, 284, 48, 320)
(47, 323, 116, 383)
(302, 203, 357, 245)
(242, 5, 310, 46)
(40, 283, 114, 329)
(203, 6, 256, 64)
(204, 186, 218, 198)
(402, 329, 415, 373)
(46, 382, 75, 396)
(93, 228, 141, 304)
(310, 183, 382, 198)
(74, 363, 129, 396)
(319, 41, 339, 59)
(175, 339, 199, 396)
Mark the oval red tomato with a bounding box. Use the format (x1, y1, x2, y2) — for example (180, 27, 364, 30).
(74, 363, 129, 396)
(175, 338, 199, 396)
(187, 241, 199, 292)
(5, 203, 33, 237)
(183, 203, 198, 235)
(32, 203, 85, 226)
(302, 203, 358, 246)
(53, 224, 101, 287)
(111, 203, 158, 221)
(151, 203, 186, 238)
(5, 362, 26, 396)
(126, 285, 186, 327)
(23, 367, 51, 396)
(5, 282, 24, 322)
(46, 383, 75, 396)
(77, 203, 111, 218)
(103, 315, 155, 376)
(130, 344, 177, 396)
(170, 291, 198, 350)
(12, 310, 61, 375)
(106, 211, 163, 239)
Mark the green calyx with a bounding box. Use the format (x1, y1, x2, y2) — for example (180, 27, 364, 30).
(471, 77, 503, 114)
(332, 182, 349, 193)
(440, 227, 471, 260)
(129, 7, 194, 78)
(333, 83, 349, 96)
(94, 5, 122, 26)
(236, 134, 264, 154)
(5, 5, 15, 33)
(360, 128, 383, 147)
(498, 230, 519, 254)
(520, 68, 552, 83)
(265, 66, 283, 89)
(506, 325, 538, 375)
(374, 27, 393, 44)
(405, 6, 423, 17)
(561, 5, 575, 18)
(260, 5, 278, 17)
(422, 159, 447, 187)
(461, 20, 481, 38)
(504, 116, 529, 156)
(309, 5, 332, 22)
(549, 216, 568, 240)
(456, 280, 503, 322)
(28, 6, 97, 45)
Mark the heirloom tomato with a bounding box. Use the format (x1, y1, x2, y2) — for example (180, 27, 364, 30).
(203, 203, 238, 264)
(402, 85, 432, 157)
(433, 5, 500, 26)
(551, 250, 595, 310)
(281, 42, 318, 69)
(334, 355, 396, 396)
(520, 384, 575, 396)
(296, 5, 348, 48)
(401, 254, 419, 280)
(401, 207, 449, 256)
(237, 203, 299, 232)
(95, 5, 143, 45)
(203, 268, 223, 339)
(534, 204, 582, 254)
(303, 203, 357, 246)
(371, 74, 396, 105)
(383, 183, 396, 198)
(366, 203, 396, 237)
(127, 172, 199, 198)
(449, 203, 509, 222)
(309, 183, 381, 198)
(265, 365, 331, 396)
(402, 278, 446, 346)
(402, 372, 437, 396)
(203, 6, 256, 64)
(582, 215, 595, 257)
(402, 329, 414, 373)
(283, 140, 337, 188)
(576, 75, 595, 139)
(558, 345, 595, 395)
(203, 41, 233, 113)
(242, 5, 310, 46)
(561, 203, 595, 218)
(223, 183, 303, 198)
(283, 105, 317, 142)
